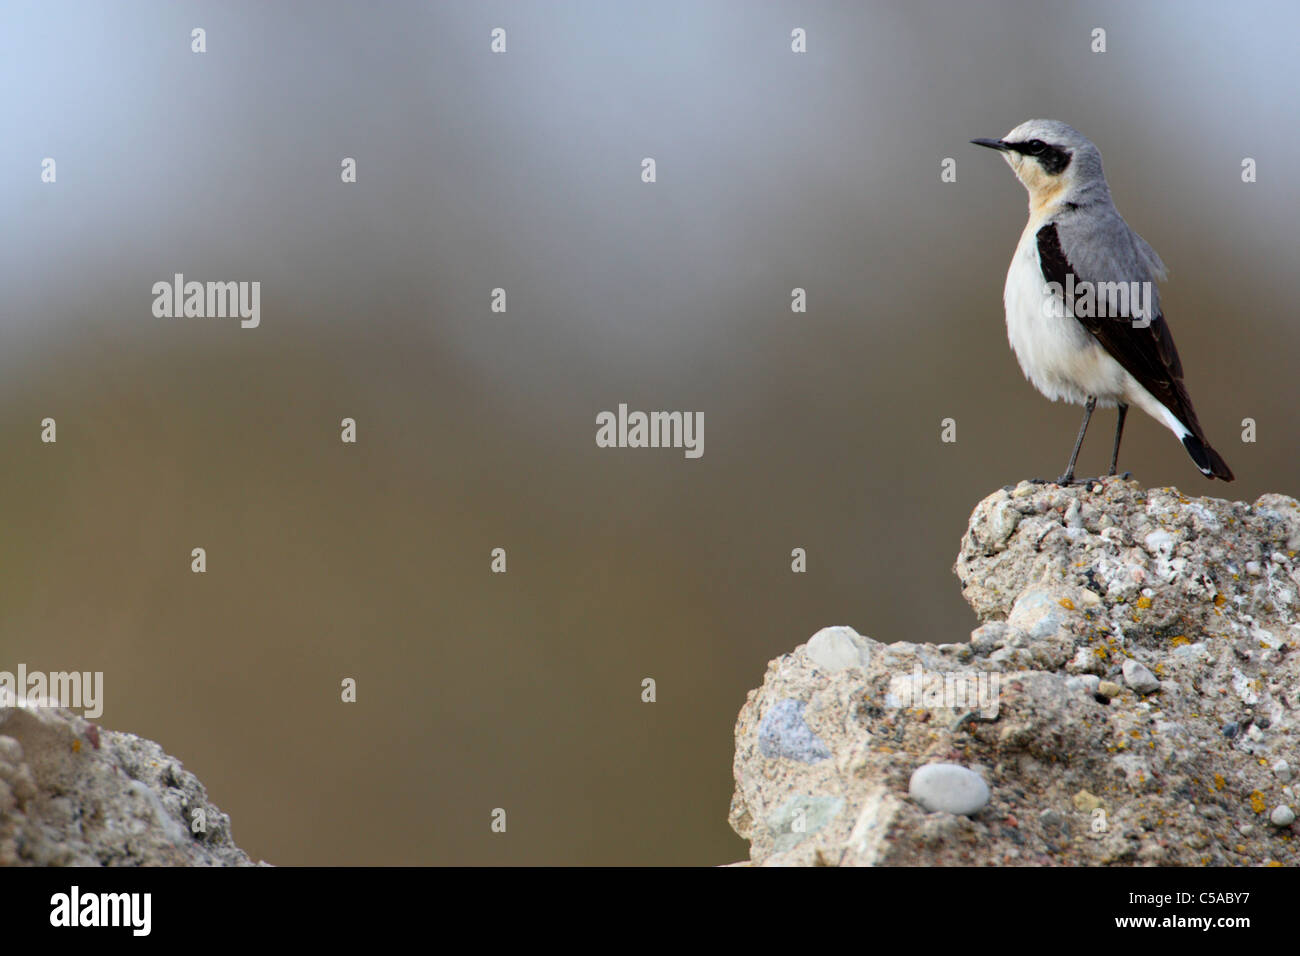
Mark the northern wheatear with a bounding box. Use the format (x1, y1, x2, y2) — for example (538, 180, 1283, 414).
(972, 120, 1233, 483)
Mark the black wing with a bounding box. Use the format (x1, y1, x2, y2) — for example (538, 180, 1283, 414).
(1037, 222, 1198, 435)
(1037, 222, 1233, 479)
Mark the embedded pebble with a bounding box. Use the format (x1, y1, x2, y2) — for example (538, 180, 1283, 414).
(1073, 790, 1103, 813)
(1097, 681, 1123, 699)
(758, 699, 831, 763)
(1065, 674, 1100, 696)
(1274, 760, 1292, 783)
(1270, 806, 1295, 827)
(908, 763, 990, 816)
(1122, 659, 1161, 694)
(987, 500, 1022, 549)
(805, 626, 872, 672)
(970, 622, 1009, 654)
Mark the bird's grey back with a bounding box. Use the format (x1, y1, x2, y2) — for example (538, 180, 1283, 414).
(1054, 202, 1167, 312)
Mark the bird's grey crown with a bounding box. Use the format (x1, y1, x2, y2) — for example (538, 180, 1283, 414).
(1006, 119, 1107, 190)
(1004, 119, 1094, 152)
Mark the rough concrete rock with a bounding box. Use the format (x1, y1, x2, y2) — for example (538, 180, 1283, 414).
(728, 478, 1300, 866)
(0, 694, 262, 866)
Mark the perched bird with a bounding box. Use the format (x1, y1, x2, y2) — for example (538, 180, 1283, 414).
(971, 120, 1233, 482)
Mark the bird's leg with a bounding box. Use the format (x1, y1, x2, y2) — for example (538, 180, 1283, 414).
(1108, 402, 1128, 477)
(1057, 396, 1097, 484)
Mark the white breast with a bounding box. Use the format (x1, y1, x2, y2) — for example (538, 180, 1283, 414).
(1003, 223, 1129, 407)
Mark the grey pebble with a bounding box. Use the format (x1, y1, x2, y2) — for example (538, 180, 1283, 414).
(1122, 659, 1161, 695)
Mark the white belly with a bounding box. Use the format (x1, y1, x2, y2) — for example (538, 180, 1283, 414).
(1003, 227, 1129, 406)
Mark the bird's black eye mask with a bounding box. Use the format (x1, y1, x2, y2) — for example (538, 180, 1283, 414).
(1008, 139, 1072, 175)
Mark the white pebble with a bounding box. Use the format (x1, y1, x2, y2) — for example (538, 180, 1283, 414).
(1270, 805, 1295, 827)
(909, 763, 990, 816)
(805, 626, 871, 672)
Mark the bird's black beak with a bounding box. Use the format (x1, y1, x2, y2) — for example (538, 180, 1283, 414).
(970, 138, 1010, 151)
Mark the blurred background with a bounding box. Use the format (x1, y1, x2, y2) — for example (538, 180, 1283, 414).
(0, 0, 1296, 865)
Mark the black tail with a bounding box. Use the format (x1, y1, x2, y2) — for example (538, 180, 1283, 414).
(1181, 433, 1235, 481)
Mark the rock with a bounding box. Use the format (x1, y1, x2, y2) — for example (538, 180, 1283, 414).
(1122, 659, 1161, 695)
(728, 480, 1300, 866)
(0, 693, 262, 866)
(1271, 806, 1295, 828)
(908, 764, 990, 815)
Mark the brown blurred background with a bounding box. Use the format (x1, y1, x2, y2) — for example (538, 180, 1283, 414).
(1, 0, 1296, 864)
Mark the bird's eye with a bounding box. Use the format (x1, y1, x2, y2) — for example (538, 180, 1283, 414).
(1025, 140, 1047, 155)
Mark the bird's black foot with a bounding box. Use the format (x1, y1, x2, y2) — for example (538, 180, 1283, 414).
(1052, 475, 1107, 488)
(1019, 476, 1109, 489)
(1105, 470, 1133, 480)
